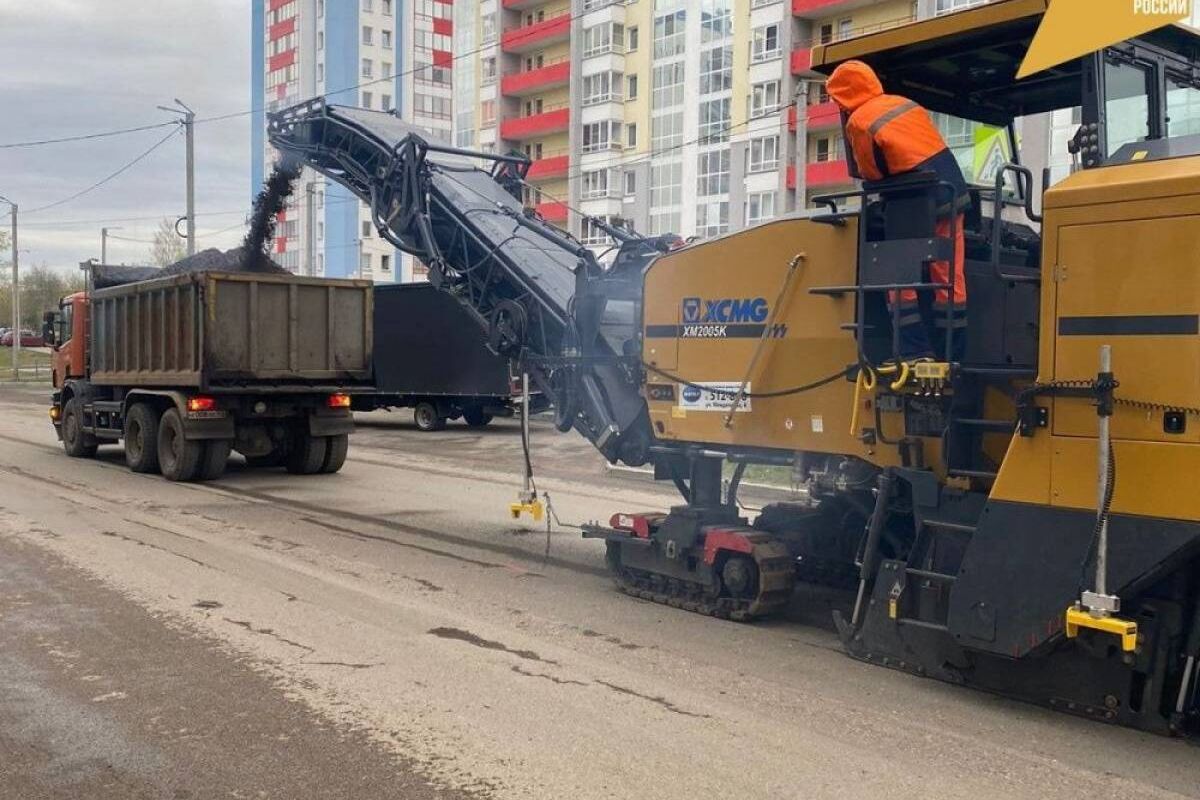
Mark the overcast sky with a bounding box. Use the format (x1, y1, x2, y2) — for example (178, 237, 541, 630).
(0, 0, 251, 272)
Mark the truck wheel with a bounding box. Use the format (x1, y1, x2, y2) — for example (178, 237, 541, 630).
(463, 407, 493, 428)
(286, 432, 328, 475)
(198, 439, 232, 481)
(319, 434, 349, 474)
(157, 408, 203, 481)
(124, 402, 161, 473)
(62, 397, 98, 458)
(414, 402, 446, 432)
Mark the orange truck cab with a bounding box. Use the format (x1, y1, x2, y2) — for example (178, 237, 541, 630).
(44, 291, 87, 392)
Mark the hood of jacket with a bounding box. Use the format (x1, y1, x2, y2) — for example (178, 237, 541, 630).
(826, 60, 884, 112)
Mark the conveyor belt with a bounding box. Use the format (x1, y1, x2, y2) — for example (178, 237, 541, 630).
(268, 99, 653, 465)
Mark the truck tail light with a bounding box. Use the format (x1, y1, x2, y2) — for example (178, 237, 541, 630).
(187, 396, 217, 413)
(327, 393, 351, 409)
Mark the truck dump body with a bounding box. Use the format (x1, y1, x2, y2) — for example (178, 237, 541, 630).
(371, 284, 510, 397)
(89, 271, 372, 389)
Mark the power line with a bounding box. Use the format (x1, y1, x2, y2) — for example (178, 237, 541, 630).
(23, 127, 182, 215)
(0, 120, 179, 150)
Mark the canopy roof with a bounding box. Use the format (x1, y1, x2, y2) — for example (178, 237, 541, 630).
(810, 0, 1200, 126)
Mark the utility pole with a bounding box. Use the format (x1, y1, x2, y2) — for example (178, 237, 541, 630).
(0, 196, 18, 380)
(101, 226, 122, 265)
(158, 99, 196, 255)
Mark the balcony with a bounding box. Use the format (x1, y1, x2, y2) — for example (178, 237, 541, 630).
(526, 154, 569, 181)
(787, 105, 797, 133)
(807, 159, 852, 187)
(535, 200, 569, 222)
(503, 0, 549, 8)
(500, 106, 570, 140)
(807, 100, 841, 130)
(501, 12, 572, 53)
(790, 47, 812, 75)
(500, 59, 570, 97)
(791, 0, 860, 17)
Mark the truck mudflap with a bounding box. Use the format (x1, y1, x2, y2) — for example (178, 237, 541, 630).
(309, 409, 354, 437)
(182, 415, 236, 440)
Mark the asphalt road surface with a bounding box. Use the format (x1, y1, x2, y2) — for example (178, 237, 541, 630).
(0, 382, 1196, 799)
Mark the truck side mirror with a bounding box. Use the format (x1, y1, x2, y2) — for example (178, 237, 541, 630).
(42, 311, 57, 347)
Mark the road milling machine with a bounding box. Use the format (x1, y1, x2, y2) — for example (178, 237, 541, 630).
(270, 0, 1200, 735)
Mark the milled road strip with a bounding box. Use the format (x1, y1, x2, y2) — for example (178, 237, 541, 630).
(0, 392, 1196, 799)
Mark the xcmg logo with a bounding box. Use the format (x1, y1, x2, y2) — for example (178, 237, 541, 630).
(681, 297, 770, 324)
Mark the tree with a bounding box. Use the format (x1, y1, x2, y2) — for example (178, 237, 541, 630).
(149, 217, 186, 266)
(0, 264, 84, 330)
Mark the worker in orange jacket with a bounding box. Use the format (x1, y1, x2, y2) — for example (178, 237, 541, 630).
(827, 60, 970, 361)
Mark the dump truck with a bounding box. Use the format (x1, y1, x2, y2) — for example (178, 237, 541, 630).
(270, 0, 1200, 737)
(353, 283, 536, 431)
(44, 266, 372, 481)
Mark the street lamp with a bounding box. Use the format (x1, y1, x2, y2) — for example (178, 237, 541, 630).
(0, 193, 18, 380)
(157, 99, 196, 256)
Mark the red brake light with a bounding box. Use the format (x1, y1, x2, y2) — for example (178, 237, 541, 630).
(327, 393, 351, 409)
(187, 396, 216, 413)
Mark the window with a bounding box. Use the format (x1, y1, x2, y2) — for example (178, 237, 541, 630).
(1167, 76, 1200, 138)
(626, 122, 637, 149)
(481, 100, 496, 126)
(695, 200, 729, 238)
(583, 121, 622, 152)
(696, 150, 730, 196)
(360, 252, 371, 274)
(382, 0, 392, 14)
(362, 221, 373, 238)
(649, 160, 683, 231)
(1105, 59, 1152, 155)
(380, 254, 391, 272)
(362, 91, 373, 108)
(750, 80, 780, 117)
(698, 98, 730, 143)
(936, 0, 989, 13)
(382, 94, 392, 110)
(382, 29, 392, 48)
(746, 191, 776, 226)
(624, 170, 636, 196)
(581, 169, 613, 199)
(581, 216, 615, 246)
(583, 23, 624, 57)
(482, 57, 497, 84)
(653, 10, 686, 59)
(317, 62, 324, 82)
(362, 59, 373, 78)
(699, 46, 732, 95)
(701, 0, 732, 42)
(317, 31, 324, 50)
(481, 13, 496, 43)
(362, 0, 373, 11)
(583, 72, 623, 106)
(812, 135, 843, 162)
(363, 26, 373, 46)
(819, 23, 834, 44)
(626, 74, 638, 100)
(628, 26, 639, 51)
(317, 221, 324, 240)
(752, 24, 780, 63)
(652, 61, 685, 109)
(317, 0, 324, 17)
(383, 61, 393, 78)
(838, 18, 853, 41)
(748, 135, 780, 172)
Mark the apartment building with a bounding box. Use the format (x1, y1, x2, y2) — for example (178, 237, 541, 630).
(452, 0, 1043, 249)
(251, 0, 454, 282)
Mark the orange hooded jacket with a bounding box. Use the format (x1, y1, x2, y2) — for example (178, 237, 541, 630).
(826, 60, 963, 192)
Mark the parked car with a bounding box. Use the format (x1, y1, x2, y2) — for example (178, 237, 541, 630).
(0, 329, 43, 347)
